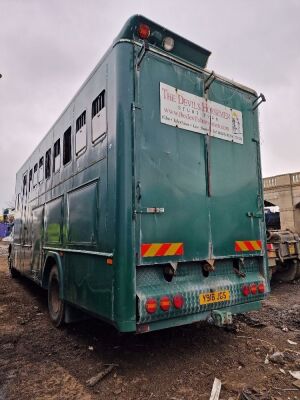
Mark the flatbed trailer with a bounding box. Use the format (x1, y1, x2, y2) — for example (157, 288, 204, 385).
(10, 15, 268, 333)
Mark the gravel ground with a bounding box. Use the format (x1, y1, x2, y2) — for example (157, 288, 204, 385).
(1, 242, 300, 400)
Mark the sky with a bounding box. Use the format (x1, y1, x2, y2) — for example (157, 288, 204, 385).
(0, 0, 300, 210)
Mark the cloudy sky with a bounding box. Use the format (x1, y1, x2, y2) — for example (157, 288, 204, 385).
(1, 0, 300, 210)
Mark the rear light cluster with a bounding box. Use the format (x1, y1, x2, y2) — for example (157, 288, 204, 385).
(137, 24, 175, 52)
(267, 243, 274, 250)
(145, 294, 184, 314)
(242, 282, 265, 296)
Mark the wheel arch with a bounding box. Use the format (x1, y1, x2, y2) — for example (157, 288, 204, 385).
(42, 251, 64, 298)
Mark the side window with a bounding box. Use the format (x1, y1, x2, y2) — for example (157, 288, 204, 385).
(38, 157, 44, 183)
(33, 163, 38, 187)
(53, 139, 61, 173)
(16, 194, 20, 210)
(22, 173, 27, 197)
(75, 111, 86, 155)
(29, 169, 33, 192)
(45, 148, 51, 179)
(92, 90, 106, 142)
(63, 127, 72, 165)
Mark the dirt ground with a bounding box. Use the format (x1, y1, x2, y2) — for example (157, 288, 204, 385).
(1, 243, 300, 400)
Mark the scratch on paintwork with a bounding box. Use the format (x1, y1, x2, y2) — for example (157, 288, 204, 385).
(111, 281, 115, 319)
(208, 210, 214, 260)
(249, 215, 254, 232)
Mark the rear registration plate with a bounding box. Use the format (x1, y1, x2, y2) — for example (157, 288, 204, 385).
(200, 290, 230, 305)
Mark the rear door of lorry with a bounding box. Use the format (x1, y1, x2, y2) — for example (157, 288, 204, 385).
(134, 50, 263, 264)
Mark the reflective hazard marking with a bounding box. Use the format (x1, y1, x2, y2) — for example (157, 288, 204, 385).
(141, 243, 184, 257)
(235, 240, 262, 252)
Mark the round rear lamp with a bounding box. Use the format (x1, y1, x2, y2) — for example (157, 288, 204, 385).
(258, 282, 265, 293)
(173, 294, 184, 309)
(138, 24, 150, 40)
(145, 298, 157, 314)
(242, 285, 250, 296)
(250, 284, 257, 295)
(162, 36, 174, 51)
(160, 296, 171, 311)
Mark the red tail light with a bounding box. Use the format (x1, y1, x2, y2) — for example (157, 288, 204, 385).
(267, 243, 274, 250)
(160, 296, 171, 311)
(250, 284, 257, 295)
(145, 298, 157, 314)
(173, 294, 184, 309)
(138, 24, 150, 39)
(258, 282, 265, 293)
(242, 285, 250, 296)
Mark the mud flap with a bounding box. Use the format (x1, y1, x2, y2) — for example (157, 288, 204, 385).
(64, 303, 89, 324)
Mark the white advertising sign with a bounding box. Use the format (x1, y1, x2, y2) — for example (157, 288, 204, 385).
(160, 82, 243, 144)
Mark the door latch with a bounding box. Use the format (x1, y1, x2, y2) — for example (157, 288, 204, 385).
(135, 207, 165, 214)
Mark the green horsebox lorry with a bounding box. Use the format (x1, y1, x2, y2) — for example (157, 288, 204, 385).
(9, 15, 268, 333)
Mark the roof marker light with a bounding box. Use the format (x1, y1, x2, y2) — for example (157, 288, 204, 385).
(138, 24, 150, 40)
(163, 36, 174, 51)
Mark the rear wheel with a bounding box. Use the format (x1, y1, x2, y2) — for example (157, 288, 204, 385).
(9, 263, 19, 278)
(8, 246, 19, 279)
(48, 265, 65, 327)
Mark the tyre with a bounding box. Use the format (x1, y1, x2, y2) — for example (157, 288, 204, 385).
(48, 265, 65, 327)
(9, 264, 19, 278)
(295, 261, 300, 280)
(8, 249, 19, 279)
(272, 259, 297, 282)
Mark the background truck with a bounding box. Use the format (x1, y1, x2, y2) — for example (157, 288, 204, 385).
(264, 173, 300, 281)
(266, 228, 300, 281)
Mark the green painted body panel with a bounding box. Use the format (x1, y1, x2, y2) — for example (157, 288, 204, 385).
(209, 89, 263, 256)
(64, 253, 113, 320)
(135, 51, 263, 262)
(45, 197, 63, 244)
(11, 15, 268, 333)
(135, 54, 209, 262)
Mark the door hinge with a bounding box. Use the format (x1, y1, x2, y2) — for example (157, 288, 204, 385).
(136, 41, 149, 70)
(247, 211, 263, 218)
(132, 102, 142, 111)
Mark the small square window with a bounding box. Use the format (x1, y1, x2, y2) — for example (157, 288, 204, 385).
(92, 90, 106, 142)
(75, 111, 86, 155)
